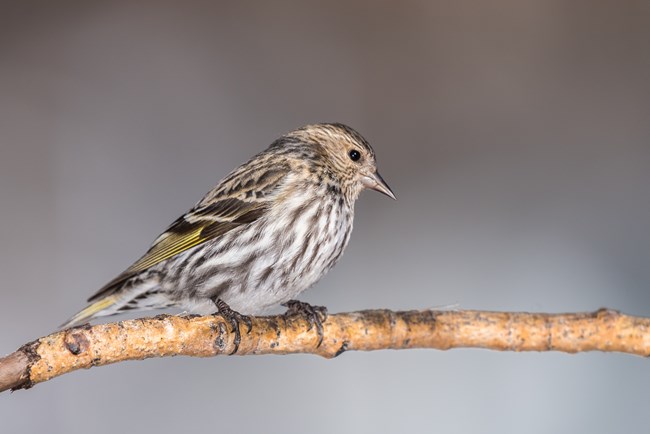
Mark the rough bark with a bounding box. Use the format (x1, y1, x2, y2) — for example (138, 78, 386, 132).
(1, 308, 648, 393)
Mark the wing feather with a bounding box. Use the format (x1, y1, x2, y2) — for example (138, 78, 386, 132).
(87, 163, 288, 302)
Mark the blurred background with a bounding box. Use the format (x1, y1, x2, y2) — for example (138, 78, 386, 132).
(1, 1, 649, 433)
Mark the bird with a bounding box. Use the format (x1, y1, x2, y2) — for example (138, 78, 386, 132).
(61, 123, 395, 349)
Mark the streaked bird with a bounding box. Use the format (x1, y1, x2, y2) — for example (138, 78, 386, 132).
(62, 123, 395, 348)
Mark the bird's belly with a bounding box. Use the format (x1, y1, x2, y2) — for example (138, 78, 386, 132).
(164, 200, 353, 315)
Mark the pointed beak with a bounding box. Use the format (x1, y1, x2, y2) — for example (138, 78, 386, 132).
(361, 171, 396, 200)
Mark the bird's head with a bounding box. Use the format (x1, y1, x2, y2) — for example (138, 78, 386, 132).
(285, 123, 396, 202)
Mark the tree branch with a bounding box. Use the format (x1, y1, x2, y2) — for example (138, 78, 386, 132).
(1, 308, 648, 393)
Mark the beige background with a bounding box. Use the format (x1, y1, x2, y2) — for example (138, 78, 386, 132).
(1, 1, 649, 433)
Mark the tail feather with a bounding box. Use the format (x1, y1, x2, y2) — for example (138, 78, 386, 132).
(59, 295, 121, 329)
(60, 276, 168, 329)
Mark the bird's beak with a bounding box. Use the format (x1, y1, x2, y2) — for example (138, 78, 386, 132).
(361, 171, 396, 200)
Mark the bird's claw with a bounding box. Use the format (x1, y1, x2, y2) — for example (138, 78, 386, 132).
(213, 298, 252, 354)
(282, 300, 328, 347)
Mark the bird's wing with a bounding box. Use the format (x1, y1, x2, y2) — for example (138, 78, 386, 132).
(87, 164, 288, 302)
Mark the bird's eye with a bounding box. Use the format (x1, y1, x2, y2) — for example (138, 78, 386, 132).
(348, 149, 361, 162)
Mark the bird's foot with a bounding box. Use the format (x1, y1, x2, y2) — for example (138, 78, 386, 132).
(212, 298, 252, 355)
(282, 300, 328, 347)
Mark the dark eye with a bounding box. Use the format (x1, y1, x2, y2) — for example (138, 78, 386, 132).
(348, 149, 361, 162)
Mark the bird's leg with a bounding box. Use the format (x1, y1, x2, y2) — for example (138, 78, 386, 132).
(282, 300, 328, 347)
(212, 298, 252, 355)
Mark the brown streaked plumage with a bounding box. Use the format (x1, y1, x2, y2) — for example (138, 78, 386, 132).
(61, 123, 395, 332)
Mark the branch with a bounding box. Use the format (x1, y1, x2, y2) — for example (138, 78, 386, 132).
(1, 308, 648, 393)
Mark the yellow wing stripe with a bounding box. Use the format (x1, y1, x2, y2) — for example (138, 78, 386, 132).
(127, 226, 205, 272)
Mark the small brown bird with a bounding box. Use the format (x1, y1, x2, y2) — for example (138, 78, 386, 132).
(62, 123, 394, 347)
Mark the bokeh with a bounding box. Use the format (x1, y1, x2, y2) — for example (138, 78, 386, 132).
(1, 1, 649, 433)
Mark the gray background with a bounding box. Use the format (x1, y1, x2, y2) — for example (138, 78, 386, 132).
(1, 1, 649, 433)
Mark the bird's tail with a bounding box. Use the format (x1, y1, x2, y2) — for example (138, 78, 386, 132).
(59, 295, 121, 329)
(60, 275, 166, 329)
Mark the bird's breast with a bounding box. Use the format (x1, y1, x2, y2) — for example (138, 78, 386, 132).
(166, 189, 354, 313)
(265, 191, 354, 286)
